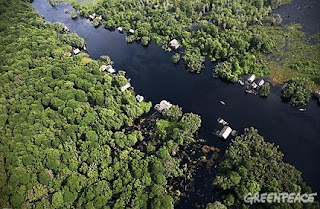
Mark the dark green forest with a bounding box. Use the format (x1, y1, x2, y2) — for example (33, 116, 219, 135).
(0, 0, 319, 208)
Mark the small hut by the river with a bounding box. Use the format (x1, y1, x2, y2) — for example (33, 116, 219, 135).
(154, 100, 172, 112)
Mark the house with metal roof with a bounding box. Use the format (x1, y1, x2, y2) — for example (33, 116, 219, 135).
(100, 65, 115, 73)
(219, 126, 232, 140)
(73, 48, 80, 55)
(121, 82, 131, 92)
(136, 95, 144, 102)
(257, 79, 265, 87)
(154, 100, 172, 112)
(248, 74, 256, 83)
(169, 39, 180, 50)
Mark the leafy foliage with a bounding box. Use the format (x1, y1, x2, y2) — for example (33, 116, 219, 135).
(213, 128, 317, 208)
(171, 53, 181, 64)
(71, 11, 77, 19)
(60, 32, 86, 49)
(259, 82, 270, 97)
(282, 78, 313, 106)
(206, 201, 227, 209)
(162, 105, 182, 122)
(141, 36, 150, 46)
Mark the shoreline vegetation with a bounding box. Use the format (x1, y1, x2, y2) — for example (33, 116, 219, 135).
(210, 128, 320, 209)
(56, 0, 319, 103)
(0, 0, 319, 208)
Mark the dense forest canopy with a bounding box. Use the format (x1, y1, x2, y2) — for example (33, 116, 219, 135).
(0, 0, 319, 208)
(0, 0, 203, 208)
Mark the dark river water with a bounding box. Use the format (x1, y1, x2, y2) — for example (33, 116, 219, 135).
(32, 0, 320, 204)
(273, 0, 320, 35)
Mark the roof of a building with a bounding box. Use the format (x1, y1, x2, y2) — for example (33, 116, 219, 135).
(99, 65, 115, 73)
(73, 48, 80, 54)
(169, 39, 180, 49)
(129, 29, 135, 34)
(252, 82, 258, 89)
(108, 68, 116, 74)
(154, 100, 173, 112)
(258, 79, 265, 86)
(121, 83, 131, 92)
(282, 83, 288, 90)
(136, 95, 144, 102)
(63, 26, 69, 33)
(219, 126, 232, 139)
(88, 15, 95, 20)
(248, 74, 256, 82)
(99, 65, 107, 71)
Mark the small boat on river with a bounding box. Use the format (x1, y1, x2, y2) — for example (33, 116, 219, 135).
(245, 90, 254, 94)
(238, 79, 244, 86)
(220, 100, 226, 105)
(217, 118, 228, 126)
(299, 108, 306, 112)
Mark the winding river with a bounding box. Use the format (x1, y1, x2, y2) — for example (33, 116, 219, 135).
(32, 0, 320, 203)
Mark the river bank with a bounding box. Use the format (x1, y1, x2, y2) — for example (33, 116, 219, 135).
(32, 0, 320, 203)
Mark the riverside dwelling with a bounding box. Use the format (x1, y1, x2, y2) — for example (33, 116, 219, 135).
(88, 14, 95, 20)
(169, 39, 180, 50)
(154, 100, 172, 113)
(282, 83, 288, 90)
(120, 82, 131, 92)
(136, 95, 144, 102)
(251, 82, 258, 89)
(73, 48, 80, 55)
(99, 65, 115, 73)
(257, 78, 265, 87)
(63, 25, 69, 33)
(117, 27, 123, 32)
(129, 29, 135, 34)
(219, 126, 232, 140)
(248, 74, 256, 83)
